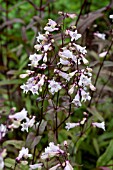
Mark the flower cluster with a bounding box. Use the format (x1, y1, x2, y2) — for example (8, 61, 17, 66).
(20, 15, 95, 109)
(9, 108, 35, 132)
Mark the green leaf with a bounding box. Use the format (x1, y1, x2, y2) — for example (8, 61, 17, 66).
(0, 79, 23, 86)
(97, 140, 113, 166)
(3, 140, 25, 149)
(5, 158, 15, 169)
(93, 138, 100, 155)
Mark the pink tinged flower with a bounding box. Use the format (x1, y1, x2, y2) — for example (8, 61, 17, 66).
(16, 147, 32, 161)
(58, 58, 70, 65)
(0, 124, 7, 141)
(81, 89, 91, 102)
(65, 122, 80, 131)
(99, 51, 107, 58)
(68, 30, 81, 41)
(89, 84, 96, 91)
(36, 32, 47, 43)
(43, 43, 51, 52)
(92, 122, 105, 131)
(34, 44, 42, 51)
(49, 164, 60, 170)
(9, 108, 27, 121)
(72, 92, 81, 107)
(66, 13, 76, 19)
(73, 43, 87, 55)
(59, 49, 73, 59)
(44, 19, 59, 32)
(94, 32, 106, 40)
(64, 161, 73, 170)
(29, 163, 43, 170)
(48, 80, 61, 94)
(48, 19, 57, 27)
(19, 73, 29, 79)
(44, 26, 59, 32)
(55, 69, 71, 81)
(0, 156, 4, 170)
(41, 142, 64, 159)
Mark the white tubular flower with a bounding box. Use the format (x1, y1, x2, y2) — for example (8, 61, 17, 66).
(21, 116, 35, 132)
(48, 80, 61, 95)
(72, 92, 81, 107)
(36, 32, 47, 43)
(38, 75, 45, 89)
(109, 14, 113, 19)
(0, 156, 4, 170)
(29, 53, 43, 67)
(16, 147, 32, 161)
(34, 44, 42, 51)
(9, 108, 27, 121)
(66, 13, 76, 19)
(92, 122, 105, 131)
(64, 161, 73, 170)
(30, 85, 39, 95)
(44, 19, 59, 32)
(20, 73, 29, 79)
(73, 43, 87, 55)
(94, 32, 106, 40)
(43, 53, 47, 62)
(59, 49, 73, 59)
(29, 163, 43, 170)
(49, 164, 60, 170)
(55, 69, 71, 81)
(43, 43, 51, 52)
(81, 89, 91, 102)
(48, 19, 57, 27)
(68, 30, 81, 41)
(99, 51, 107, 58)
(68, 84, 75, 95)
(0, 124, 7, 141)
(20, 84, 30, 93)
(81, 55, 89, 65)
(109, 14, 113, 21)
(78, 74, 91, 87)
(41, 142, 64, 159)
(58, 58, 70, 65)
(65, 123, 80, 131)
(89, 84, 96, 91)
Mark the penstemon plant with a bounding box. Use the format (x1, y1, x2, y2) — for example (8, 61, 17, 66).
(0, 11, 108, 170)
